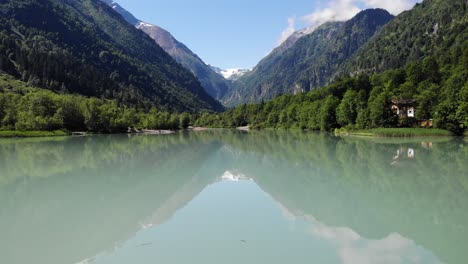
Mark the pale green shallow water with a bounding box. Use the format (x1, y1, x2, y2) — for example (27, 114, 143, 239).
(0, 131, 467, 264)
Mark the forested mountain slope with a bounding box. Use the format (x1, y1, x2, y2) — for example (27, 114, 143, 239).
(0, 0, 223, 112)
(137, 23, 231, 100)
(223, 9, 394, 106)
(103, 0, 231, 100)
(196, 2, 468, 135)
(337, 0, 468, 76)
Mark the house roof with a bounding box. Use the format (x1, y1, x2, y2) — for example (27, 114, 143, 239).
(391, 99, 417, 105)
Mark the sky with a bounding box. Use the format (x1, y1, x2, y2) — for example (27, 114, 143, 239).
(115, 0, 421, 69)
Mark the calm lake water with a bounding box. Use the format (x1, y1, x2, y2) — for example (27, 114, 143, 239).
(0, 131, 467, 264)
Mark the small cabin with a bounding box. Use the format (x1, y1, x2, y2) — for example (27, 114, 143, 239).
(391, 99, 434, 128)
(391, 99, 417, 119)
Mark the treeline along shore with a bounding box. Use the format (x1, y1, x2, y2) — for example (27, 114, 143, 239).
(0, 53, 467, 138)
(0, 74, 192, 136)
(195, 55, 467, 137)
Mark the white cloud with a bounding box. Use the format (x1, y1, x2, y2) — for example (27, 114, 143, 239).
(360, 0, 417, 15)
(301, 0, 420, 32)
(277, 17, 296, 45)
(302, 0, 361, 31)
(275, 0, 421, 48)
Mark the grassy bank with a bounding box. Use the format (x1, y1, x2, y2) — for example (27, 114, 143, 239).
(336, 128, 453, 137)
(0, 130, 70, 138)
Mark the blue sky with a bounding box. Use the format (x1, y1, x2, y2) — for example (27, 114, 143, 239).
(115, 0, 421, 69)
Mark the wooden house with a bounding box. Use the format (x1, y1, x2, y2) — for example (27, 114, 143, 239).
(391, 99, 417, 119)
(391, 99, 434, 128)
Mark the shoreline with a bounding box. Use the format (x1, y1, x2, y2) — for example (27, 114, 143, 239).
(189, 127, 210, 132)
(0, 130, 70, 138)
(140, 129, 176, 135)
(335, 128, 454, 138)
(0, 127, 462, 139)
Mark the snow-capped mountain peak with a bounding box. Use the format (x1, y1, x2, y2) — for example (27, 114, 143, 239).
(210, 66, 250, 80)
(220, 68, 250, 79)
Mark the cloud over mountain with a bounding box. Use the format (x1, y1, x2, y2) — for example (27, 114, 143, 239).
(278, 0, 421, 45)
(277, 17, 297, 45)
(302, 0, 421, 29)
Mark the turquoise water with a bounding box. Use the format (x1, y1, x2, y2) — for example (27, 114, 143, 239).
(0, 131, 467, 264)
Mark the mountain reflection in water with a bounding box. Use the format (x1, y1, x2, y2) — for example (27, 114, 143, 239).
(0, 131, 466, 264)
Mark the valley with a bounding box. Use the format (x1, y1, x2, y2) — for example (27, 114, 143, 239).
(0, 0, 466, 135)
(0, 1, 467, 263)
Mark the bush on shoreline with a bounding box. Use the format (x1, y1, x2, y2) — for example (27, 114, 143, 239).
(335, 128, 452, 137)
(0, 130, 69, 138)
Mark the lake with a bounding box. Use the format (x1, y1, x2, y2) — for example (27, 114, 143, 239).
(0, 131, 467, 264)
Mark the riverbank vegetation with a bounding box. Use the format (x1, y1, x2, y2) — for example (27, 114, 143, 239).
(0, 74, 193, 134)
(336, 128, 453, 137)
(195, 53, 467, 136)
(0, 130, 69, 138)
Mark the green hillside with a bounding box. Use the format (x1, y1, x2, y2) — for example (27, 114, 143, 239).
(338, 0, 467, 76)
(0, 0, 223, 112)
(223, 9, 394, 106)
(198, 0, 467, 135)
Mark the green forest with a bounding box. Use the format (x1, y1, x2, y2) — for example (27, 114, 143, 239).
(0, 74, 192, 133)
(195, 52, 468, 135)
(223, 9, 395, 106)
(1, 47, 466, 135)
(0, 0, 222, 112)
(222, 0, 467, 107)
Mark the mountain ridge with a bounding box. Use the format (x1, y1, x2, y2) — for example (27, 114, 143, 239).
(336, 0, 468, 77)
(103, 0, 231, 100)
(0, 0, 223, 112)
(223, 8, 395, 106)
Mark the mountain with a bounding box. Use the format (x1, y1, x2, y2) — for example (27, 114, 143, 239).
(336, 0, 468, 76)
(197, 0, 467, 134)
(270, 26, 316, 59)
(137, 23, 231, 99)
(103, 0, 139, 25)
(103, 0, 231, 100)
(0, 0, 222, 112)
(210, 66, 251, 81)
(223, 9, 394, 106)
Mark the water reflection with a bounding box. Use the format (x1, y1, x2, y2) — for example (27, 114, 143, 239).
(226, 132, 467, 264)
(305, 216, 440, 264)
(0, 131, 466, 264)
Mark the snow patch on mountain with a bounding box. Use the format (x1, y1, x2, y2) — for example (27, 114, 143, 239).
(220, 68, 250, 80)
(137, 21, 155, 29)
(210, 66, 250, 80)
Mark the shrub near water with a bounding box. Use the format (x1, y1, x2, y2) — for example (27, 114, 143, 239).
(347, 128, 452, 137)
(0, 130, 69, 138)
